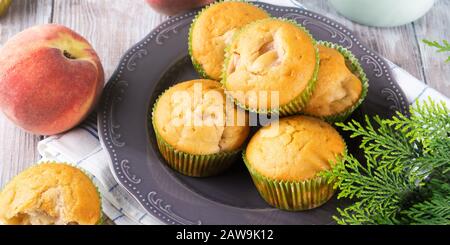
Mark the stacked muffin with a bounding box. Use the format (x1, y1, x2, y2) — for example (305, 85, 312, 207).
(152, 1, 368, 211)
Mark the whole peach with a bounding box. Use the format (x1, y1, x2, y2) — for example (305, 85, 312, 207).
(0, 24, 104, 135)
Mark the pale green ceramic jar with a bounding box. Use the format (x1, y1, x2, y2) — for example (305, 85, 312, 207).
(329, 0, 435, 27)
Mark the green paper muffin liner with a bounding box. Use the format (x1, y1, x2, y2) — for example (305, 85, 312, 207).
(305, 41, 369, 123)
(188, 0, 270, 80)
(0, 0, 12, 16)
(151, 92, 241, 177)
(221, 17, 319, 116)
(38, 161, 103, 225)
(188, 8, 211, 80)
(242, 152, 335, 211)
(154, 134, 238, 177)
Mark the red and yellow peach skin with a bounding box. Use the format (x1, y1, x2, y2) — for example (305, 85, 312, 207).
(0, 24, 104, 135)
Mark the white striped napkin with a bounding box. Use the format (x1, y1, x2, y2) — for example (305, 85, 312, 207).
(38, 0, 449, 225)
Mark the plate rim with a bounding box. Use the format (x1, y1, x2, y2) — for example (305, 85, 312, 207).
(97, 2, 409, 225)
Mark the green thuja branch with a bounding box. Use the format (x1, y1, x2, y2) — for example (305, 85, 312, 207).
(423, 39, 450, 62)
(325, 98, 450, 224)
(336, 116, 418, 173)
(402, 179, 450, 225)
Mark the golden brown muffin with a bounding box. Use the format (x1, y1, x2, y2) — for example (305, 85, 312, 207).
(223, 18, 318, 114)
(245, 116, 345, 181)
(153, 79, 249, 155)
(0, 163, 101, 225)
(189, 1, 269, 80)
(303, 44, 364, 118)
(152, 79, 250, 177)
(244, 115, 345, 210)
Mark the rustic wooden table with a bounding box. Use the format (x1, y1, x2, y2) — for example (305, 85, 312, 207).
(0, 0, 449, 224)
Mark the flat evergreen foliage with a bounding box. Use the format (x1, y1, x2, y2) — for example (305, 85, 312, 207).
(322, 98, 450, 224)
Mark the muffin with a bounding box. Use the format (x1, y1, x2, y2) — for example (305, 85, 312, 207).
(303, 41, 368, 122)
(244, 116, 345, 211)
(222, 18, 319, 115)
(152, 79, 250, 177)
(0, 162, 101, 225)
(189, 1, 269, 80)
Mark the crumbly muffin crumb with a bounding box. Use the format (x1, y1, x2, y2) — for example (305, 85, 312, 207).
(190, 1, 269, 80)
(0, 163, 101, 225)
(223, 18, 317, 110)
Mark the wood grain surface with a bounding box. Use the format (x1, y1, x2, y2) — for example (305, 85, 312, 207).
(0, 0, 449, 224)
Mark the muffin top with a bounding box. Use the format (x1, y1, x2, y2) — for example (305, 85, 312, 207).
(303, 45, 363, 117)
(245, 116, 345, 181)
(153, 79, 249, 155)
(190, 1, 269, 80)
(223, 18, 317, 110)
(0, 163, 101, 225)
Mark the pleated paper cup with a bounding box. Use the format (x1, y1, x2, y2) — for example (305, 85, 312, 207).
(242, 151, 336, 211)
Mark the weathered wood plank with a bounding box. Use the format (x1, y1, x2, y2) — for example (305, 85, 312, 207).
(0, 0, 53, 188)
(413, 0, 450, 97)
(52, 0, 168, 80)
(51, 0, 168, 225)
(0, 0, 167, 189)
(0, 0, 448, 225)
(296, 0, 426, 82)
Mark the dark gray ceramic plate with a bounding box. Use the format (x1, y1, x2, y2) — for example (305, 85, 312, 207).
(98, 2, 409, 224)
